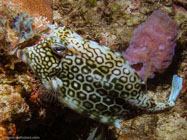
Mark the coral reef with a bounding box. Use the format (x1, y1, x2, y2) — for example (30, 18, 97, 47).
(13, 14, 33, 41)
(0, 73, 33, 139)
(0, 0, 186, 140)
(122, 10, 178, 79)
(112, 87, 187, 140)
(1, 0, 52, 39)
(0, 1, 49, 139)
(115, 111, 187, 140)
(0, 1, 51, 56)
(51, 0, 187, 139)
(2, 0, 53, 23)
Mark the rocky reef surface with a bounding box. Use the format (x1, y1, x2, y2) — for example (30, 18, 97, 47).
(0, 0, 186, 140)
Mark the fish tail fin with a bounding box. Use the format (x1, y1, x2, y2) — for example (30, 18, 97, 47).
(168, 75, 183, 106)
(131, 75, 183, 113)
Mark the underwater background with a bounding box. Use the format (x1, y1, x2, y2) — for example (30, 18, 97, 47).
(0, 0, 186, 140)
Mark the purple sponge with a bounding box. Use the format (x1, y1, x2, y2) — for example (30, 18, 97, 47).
(122, 10, 178, 79)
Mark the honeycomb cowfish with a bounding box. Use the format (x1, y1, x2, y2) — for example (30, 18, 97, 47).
(16, 25, 183, 130)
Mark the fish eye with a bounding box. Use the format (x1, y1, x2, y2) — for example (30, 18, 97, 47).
(52, 43, 67, 56)
(55, 47, 63, 51)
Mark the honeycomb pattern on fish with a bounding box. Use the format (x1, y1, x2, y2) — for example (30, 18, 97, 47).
(17, 26, 179, 129)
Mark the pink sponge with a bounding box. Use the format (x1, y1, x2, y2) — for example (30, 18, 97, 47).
(122, 10, 178, 80)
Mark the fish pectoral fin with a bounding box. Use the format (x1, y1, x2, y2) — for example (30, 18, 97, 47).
(38, 85, 60, 104)
(40, 76, 63, 103)
(49, 76, 63, 92)
(87, 125, 108, 140)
